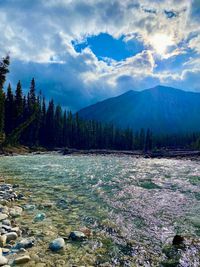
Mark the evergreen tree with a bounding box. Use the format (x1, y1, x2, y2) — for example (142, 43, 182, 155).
(0, 55, 9, 138)
(14, 81, 23, 128)
(45, 99, 55, 147)
(54, 105, 63, 147)
(5, 83, 14, 134)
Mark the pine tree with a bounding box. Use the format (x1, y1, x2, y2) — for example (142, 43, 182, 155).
(0, 55, 9, 140)
(54, 105, 63, 147)
(45, 99, 55, 147)
(14, 80, 23, 128)
(5, 83, 14, 134)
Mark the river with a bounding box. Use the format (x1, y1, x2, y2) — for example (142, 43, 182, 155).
(0, 154, 200, 266)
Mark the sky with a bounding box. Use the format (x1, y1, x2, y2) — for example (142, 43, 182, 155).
(0, 0, 200, 111)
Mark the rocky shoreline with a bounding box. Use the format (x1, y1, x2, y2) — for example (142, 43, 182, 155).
(0, 179, 89, 266)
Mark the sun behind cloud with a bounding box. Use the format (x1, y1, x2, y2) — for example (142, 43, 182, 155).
(149, 33, 175, 56)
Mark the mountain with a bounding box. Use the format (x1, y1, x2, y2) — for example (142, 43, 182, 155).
(78, 85, 200, 134)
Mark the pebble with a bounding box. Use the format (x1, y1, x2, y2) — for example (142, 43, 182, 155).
(69, 231, 86, 241)
(0, 256, 8, 265)
(0, 214, 8, 221)
(14, 255, 31, 264)
(49, 238, 65, 252)
(5, 232, 18, 242)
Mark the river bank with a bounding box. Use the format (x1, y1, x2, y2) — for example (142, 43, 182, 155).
(1, 146, 200, 160)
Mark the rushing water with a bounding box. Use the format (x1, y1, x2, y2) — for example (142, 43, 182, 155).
(0, 154, 200, 266)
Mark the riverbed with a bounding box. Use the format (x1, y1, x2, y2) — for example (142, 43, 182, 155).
(0, 154, 200, 266)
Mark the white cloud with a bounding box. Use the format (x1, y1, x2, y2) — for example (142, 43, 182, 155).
(0, 0, 200, 110)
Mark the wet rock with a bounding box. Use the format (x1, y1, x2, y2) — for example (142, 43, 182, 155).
(172, 235, 184, 246)
(0, 214, 8, 221)
(9, 206, 23, 218)
(24, 204, 36, 211)
(5, 232, 18, 242)
(11, 227, 21, 236)
(12, 184, 19, 188)
(15, 238, 35, 249)
(69, 231, 86, 241)
(41, 202, 53, 208)
(17, 193, 25, 200)
(2, 248, 10, 254)
(1, 225, 11, 232)
(0, 256, 8, 265)
(34, 213, 46, 222)
(49, 238, 65, 252)
(14, 255, 30, 264)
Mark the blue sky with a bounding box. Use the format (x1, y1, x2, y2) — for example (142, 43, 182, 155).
(0, 0, 200, 111)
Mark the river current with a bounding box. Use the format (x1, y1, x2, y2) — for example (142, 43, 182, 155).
(0, 154, 200, 266)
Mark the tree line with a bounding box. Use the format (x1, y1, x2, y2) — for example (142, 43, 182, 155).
(0, 55, 200, 151)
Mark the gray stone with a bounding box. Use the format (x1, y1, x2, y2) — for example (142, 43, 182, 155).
(0, 256, 8, 265)
(14, 255, 30, 264)
(5, 232, 18, 242)
(0, 214, 8, 221)
(2, 219, 11, 226)
(69, 231, 86, 241)
(1, 220, 11, 226)
(49, 238, 65, 252)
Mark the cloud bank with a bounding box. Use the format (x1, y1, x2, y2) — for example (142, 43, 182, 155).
(0, 0, 200, 110)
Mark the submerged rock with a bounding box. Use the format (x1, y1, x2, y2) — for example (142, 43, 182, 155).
(24, 204, 36, 211)
(69, 231, 86, 241)
(49, 238, 65, 252)
(15, 238, 35, 249)
(56, 199, 68, 209)
(34, 213, 46, 222)
(14, 255, 30, 264)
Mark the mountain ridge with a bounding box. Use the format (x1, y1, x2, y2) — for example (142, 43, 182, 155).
(78, 85, 200, 134)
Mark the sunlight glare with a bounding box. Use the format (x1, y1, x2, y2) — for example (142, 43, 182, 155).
(149, 33, 174, 56)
